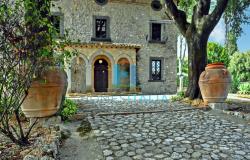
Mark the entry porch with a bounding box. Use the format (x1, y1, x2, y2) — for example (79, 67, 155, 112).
(65, 43, 140, 94)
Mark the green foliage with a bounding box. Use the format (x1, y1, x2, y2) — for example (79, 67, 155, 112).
(224, 0, 250, 55)
(178, 0, 197, 21)
(225, 32, 238, 56)
(238, 82, 250, 95)
(207, 42, 230, 66)
(224, 0, 250, 39)
(60, 99, 77, 120)
(229, 52, 250, 82)
(177, 59, 189, 88)
(230, 78, 240, 93)
(229, 51, 250, 93)
(171, 91, 185, 102)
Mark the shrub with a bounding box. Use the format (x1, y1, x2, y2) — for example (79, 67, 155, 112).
(230, 78, 240, 93)
(238, 82, 250, 95)
(0, 0, 52, 146)
(60, 99, 77, 120)
(229, 52, 250, 93)
(171, 91, 185, 102)
(207, 42, 230, 67)
(177, 59, 189, 88)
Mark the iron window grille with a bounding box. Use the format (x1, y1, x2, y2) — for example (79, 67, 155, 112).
(92, 16, 111, 42)
(151, 59, 162, 80)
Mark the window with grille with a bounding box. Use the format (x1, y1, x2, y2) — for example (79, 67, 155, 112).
(150, 59, 162, 81)
(96, 19, 107, 38)
(92, 16, 111, 42)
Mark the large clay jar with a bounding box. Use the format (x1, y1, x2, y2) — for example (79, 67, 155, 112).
(21, 67, 67, 118)
(199, 63, 231, 103)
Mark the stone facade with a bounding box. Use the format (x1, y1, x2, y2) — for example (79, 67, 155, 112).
(52, 0, 178, 94)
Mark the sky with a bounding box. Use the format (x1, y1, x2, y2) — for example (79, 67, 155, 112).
(209, 7, 250, 52)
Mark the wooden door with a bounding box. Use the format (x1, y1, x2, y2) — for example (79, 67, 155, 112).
(94, 59, 108, 92)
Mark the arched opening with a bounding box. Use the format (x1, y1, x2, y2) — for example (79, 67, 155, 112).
(94, 58, 109, 92)
(118, 58, 130, 91)
(71, 57, 86, 93)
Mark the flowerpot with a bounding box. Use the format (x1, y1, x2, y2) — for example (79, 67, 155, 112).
(199, 63, 231, 103)
(21, 67, 67, 118)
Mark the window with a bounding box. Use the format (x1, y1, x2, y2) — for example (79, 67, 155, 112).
(96, 18, 107, 38)
(95, 0, 108, 5)
(149, 58, 164, 81)
(149, 22, 165, 43)
(51, 12, 64, 36)
(92, 16, 111, 42)
(51, 15, 60, 34)
(151, 23, 161, 41)
(151, 0, 162, 11)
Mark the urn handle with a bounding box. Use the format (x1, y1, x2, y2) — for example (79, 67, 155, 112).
(222, 69, 228, 77)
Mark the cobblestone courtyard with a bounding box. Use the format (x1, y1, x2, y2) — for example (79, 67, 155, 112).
(62, 96, 250, 160)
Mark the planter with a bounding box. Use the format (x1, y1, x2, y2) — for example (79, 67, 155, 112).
(199, 63, 231, 103)
(22, 67, 67, 118)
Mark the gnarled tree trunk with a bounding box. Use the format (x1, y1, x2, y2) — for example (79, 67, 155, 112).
(185, 34, 209, 99)
(164, 0, 229, 99)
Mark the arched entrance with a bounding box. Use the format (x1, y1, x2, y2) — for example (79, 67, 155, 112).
(94, 59, 109, 92)
(118, 58, 130, 91)
(71, 57, 86, 93)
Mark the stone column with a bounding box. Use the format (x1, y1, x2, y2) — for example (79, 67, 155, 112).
(130, 64, 136, 92)
(112, 64, 119, 92)
(86, 64, 92, 92)
(66, 64, 71, 93)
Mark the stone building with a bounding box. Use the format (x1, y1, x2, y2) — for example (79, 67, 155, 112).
(52, 0, 178, 94)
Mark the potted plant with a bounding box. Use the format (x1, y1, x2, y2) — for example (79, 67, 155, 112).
(21, 1, 72, 118)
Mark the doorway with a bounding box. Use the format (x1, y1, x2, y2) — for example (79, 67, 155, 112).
(94, 59, 108, 92)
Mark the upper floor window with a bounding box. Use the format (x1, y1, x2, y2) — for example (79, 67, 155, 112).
(151, 23, 161, 41)
(96, 18, 107, 38)
(149, 22, 165, 43)
(149, 57, 164, 81)
(92, 16, 111, 42)
(51, 12, 64, 37)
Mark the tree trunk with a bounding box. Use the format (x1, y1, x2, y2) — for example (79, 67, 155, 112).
(185, 33, 208, 99)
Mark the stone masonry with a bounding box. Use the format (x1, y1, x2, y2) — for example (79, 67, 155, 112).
(52, 0, 178, 94)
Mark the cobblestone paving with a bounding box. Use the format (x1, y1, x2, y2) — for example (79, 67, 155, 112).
(74, 100, 250, 160)
(89, 111, 250, 160)
(72, 97, 250, 160)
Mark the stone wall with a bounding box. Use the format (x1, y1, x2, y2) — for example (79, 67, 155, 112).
(137, 23, 178, 94)
(52, 0, 178, 94)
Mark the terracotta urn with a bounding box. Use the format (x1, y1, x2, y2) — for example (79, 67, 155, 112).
(21, 67, 67, 118)
(199, 63, 232, 103)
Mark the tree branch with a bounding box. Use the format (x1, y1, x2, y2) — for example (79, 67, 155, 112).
(196, 0, 211, 18)
(25, 118, 38, 139)
(205, 0, 229, 33)
(164, 0, 190, 35)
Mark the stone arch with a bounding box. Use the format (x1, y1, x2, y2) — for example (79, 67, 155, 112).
(89, 49, 115, 66)
(70, 54, 88, 66)
(115, 53, 134, 64)
(70, 55, 87, 93)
